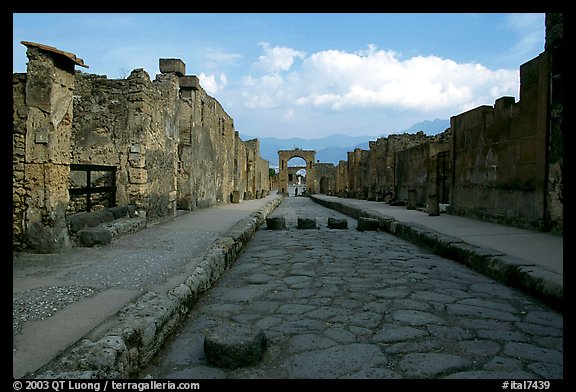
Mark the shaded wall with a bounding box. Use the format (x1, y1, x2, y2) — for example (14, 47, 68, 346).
(395, 141, 451, 206)
(451, 54, 549, 230)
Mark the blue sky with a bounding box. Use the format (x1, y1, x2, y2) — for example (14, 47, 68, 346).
(13, 13, 546, 139)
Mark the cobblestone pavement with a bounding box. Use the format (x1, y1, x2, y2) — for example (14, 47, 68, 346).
(139, 197, 563, 380)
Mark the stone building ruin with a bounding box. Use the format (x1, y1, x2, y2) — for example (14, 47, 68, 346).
(13, 42, 271, 253)
(13, 13, 563, 253)
(315, 13, 563, 234)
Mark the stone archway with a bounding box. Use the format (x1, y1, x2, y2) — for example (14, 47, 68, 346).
(278, 149, 315, 195)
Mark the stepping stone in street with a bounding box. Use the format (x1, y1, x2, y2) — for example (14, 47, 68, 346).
(298, 216, 317, 229)
(357, 217, 379, 231)
(327, 217, 348, 229)
(266, 216, 286, 230)
(204, 323, 267, 369)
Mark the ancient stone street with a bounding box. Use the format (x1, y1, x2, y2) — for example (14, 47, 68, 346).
(139, 197, 563, 379)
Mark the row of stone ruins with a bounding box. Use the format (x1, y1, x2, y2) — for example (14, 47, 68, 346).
(13, 42, 272, 253)
(12, 14, 563, 254)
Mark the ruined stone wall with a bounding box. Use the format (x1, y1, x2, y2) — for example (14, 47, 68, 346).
(243, 139, 260, 200)
(334, 160, 349, 197)
(329, 132, 433, 201)
(365, 139, 388, 201)
(72, 70, 180, 221)
(545, 13, 563, 233)
(186, 86, 236, 208)
(451, 54, 549, 231)
(12, 46, 77, 252)
(13, 47, 271, 252)
(13, 74, 28, 249)
(72, 62, 264, 217)
(256, 156, 271, 197)
(347, 148, 369, 199)
(314, 163, 336, 195)
(175, 94, 196, 210)
(395, 141, 451, 206)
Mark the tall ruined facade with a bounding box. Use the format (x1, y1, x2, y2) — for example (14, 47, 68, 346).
(322, 13, 562, 234)
(13, 45, 270, 253)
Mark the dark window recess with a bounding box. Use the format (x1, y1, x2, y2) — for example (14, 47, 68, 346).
(69, 164, 117, 212)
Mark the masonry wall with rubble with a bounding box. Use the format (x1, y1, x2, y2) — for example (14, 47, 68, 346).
(13, 47, 271, 253)
(323, 14, 562, 234)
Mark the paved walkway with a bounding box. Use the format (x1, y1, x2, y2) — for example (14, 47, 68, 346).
(140, 197, 563, 379)
(12, 194, 282, 379)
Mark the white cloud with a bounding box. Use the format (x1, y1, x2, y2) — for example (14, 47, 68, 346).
(198, 73, 228, 95)
(255, 42, 305, 73)
(240, 73, 288, 109)
(239, 45, 519, 115)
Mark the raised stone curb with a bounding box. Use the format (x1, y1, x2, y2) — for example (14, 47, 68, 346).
(311, 195, 562, 312)
(28, 195, 284, 379)
(204, 323, 267, 369)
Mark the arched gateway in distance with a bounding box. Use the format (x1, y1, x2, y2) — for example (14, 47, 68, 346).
(278, 149, 315, 195)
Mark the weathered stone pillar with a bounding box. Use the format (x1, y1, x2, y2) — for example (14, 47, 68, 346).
(428, 194, 440, 216)
(407, 189, 417, 210)
(20, 42, 88, 253)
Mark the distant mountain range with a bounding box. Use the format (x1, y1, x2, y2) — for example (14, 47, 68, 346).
(241, 118, 450, 166)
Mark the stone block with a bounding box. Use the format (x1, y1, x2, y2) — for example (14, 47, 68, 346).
(298, 217, 317, 229)
(68, 212, 90, 233)
(327, 217, 348, 229)
(179, 75, 200, 90)
(266, 216, 286, 230)
(86, 210, 114, 227)
(108, 205, 129, 219)
(79, 227, 112, 247)
(159, 58, 186, 77)
(204, 323, 267, 369)
(357, 217, 379, 231)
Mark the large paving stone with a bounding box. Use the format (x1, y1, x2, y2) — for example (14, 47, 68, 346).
(398, 352, 470, 377)
(283, 344, 387, 378)
(204, 323, 267, 369)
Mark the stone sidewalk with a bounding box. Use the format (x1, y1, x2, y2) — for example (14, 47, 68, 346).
(13, 194, 283, 379)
